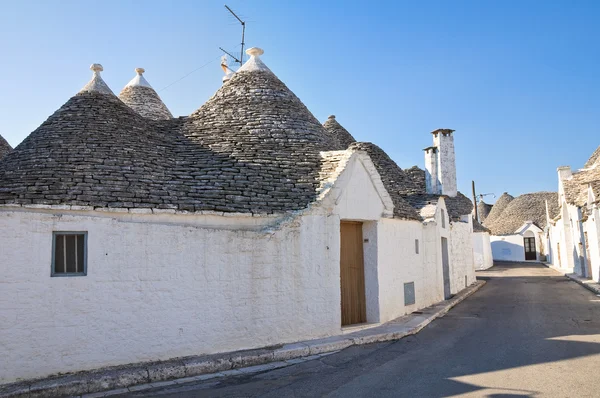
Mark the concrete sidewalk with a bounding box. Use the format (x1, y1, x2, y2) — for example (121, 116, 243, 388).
(1, 281, 485, 398)
(543, 262, 600, 295)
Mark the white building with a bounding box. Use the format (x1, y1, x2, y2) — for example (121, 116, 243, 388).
(484, 192, 559, 262)
(546, 150, 600, 280)
(0, 48, 480, 385)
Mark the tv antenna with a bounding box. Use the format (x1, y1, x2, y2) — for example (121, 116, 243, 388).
(219, 5, 246, 67)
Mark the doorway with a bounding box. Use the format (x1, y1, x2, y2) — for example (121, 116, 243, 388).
(340, 221, 367, 326)
(441, 237, 451, 299)
(524, 237, 536, 260)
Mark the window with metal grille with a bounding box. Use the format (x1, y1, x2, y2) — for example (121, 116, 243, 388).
(52, 232, 87, 276)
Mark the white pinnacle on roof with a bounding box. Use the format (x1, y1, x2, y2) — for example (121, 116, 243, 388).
(79, 64, 115, 95)
(237, 47, 273, 74)
(118, 67, 173, 120)
(125, 68, 153, 88)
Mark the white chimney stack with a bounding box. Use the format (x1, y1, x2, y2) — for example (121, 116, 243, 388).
(425, 129, 457, 197)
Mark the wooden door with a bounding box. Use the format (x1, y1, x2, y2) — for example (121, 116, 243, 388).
(524, 237, 536, 260)
(340, 221, 366, 326)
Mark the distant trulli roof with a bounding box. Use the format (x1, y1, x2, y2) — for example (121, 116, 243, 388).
(482, 192, 514, 227)
(79, 64, 114, 96)
(119, 68, 173, 120)
(347, 142, 422, 220)
(585, 146, 600, 168)
(323, 115, 356, 149)
(485, 192, 559, 236)
(477, 200, 493, 223)
(0, 134, 12, 159)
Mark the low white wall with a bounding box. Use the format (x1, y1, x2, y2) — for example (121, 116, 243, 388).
(449, 221, 476, 294)
(491, 234, 525, 262)
(0, 209, 341, 384)
(473, 232, 493, 270)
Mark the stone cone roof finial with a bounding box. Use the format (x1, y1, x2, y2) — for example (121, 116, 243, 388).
(119, 67, 173, 120)
(237, 47, 272, 74)
(79, 63, 115, 96)
(124, 67, 152, 88)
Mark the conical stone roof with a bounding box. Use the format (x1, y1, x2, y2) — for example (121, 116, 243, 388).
(0, 134, 12, 160)
(477, 200, 493, 223)
(485, 192, 559, 235)
(176, 47, 340, 214)
(323, 115, 356, 149)
(0, 91, 178, 208)
(483, 192, 514, 227)
(119, 68, 173, 120)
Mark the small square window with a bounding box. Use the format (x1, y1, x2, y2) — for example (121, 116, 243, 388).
(415, 239, 419, 254)
(52, 232, 87, 276)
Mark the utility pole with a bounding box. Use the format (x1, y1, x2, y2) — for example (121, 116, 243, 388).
(472, 180, 478, 222)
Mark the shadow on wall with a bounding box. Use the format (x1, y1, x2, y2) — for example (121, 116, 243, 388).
(491, 241, 526, 262)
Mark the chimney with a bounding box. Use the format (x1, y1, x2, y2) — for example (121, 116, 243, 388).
(557, 166, 572, 202)
(431, 129, 457, 197)
(424, 146, 439, 194)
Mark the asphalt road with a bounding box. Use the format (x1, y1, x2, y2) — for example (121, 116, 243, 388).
(121, 262, 600, 397)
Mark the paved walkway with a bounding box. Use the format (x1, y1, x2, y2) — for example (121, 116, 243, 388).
(119, 262, 600, 397)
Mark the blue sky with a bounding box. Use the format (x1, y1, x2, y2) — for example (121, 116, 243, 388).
(1, 0, 599, 203)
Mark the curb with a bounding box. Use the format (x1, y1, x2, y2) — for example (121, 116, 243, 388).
(542, 262, 600, 295)
(564, 273, 600, 295)
(0, 281, 485, 398)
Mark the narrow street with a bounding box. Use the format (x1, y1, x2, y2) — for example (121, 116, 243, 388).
(121, 263, 600, 397)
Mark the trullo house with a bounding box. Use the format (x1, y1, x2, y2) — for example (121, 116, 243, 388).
(0, 47, 481, 384)
(546, 147, 600, 281)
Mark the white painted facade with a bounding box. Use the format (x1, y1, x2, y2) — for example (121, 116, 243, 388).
(425, 130, 457, 197)
(0, 150, 480, 384)
(490, 223, 545, 262)
(473, 232, 493, 270)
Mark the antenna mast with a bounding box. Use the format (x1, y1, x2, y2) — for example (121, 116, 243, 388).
(223, 5, 246, 67)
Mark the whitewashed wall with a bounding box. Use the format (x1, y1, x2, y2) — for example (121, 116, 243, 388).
(583, 208, 600, 282)
(375, 219, 442, 323)
(0, 208, 341, 384)
(491, 235, 525, 261)
(449, 221, 476, 294)
(473, 232, 493, 270)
